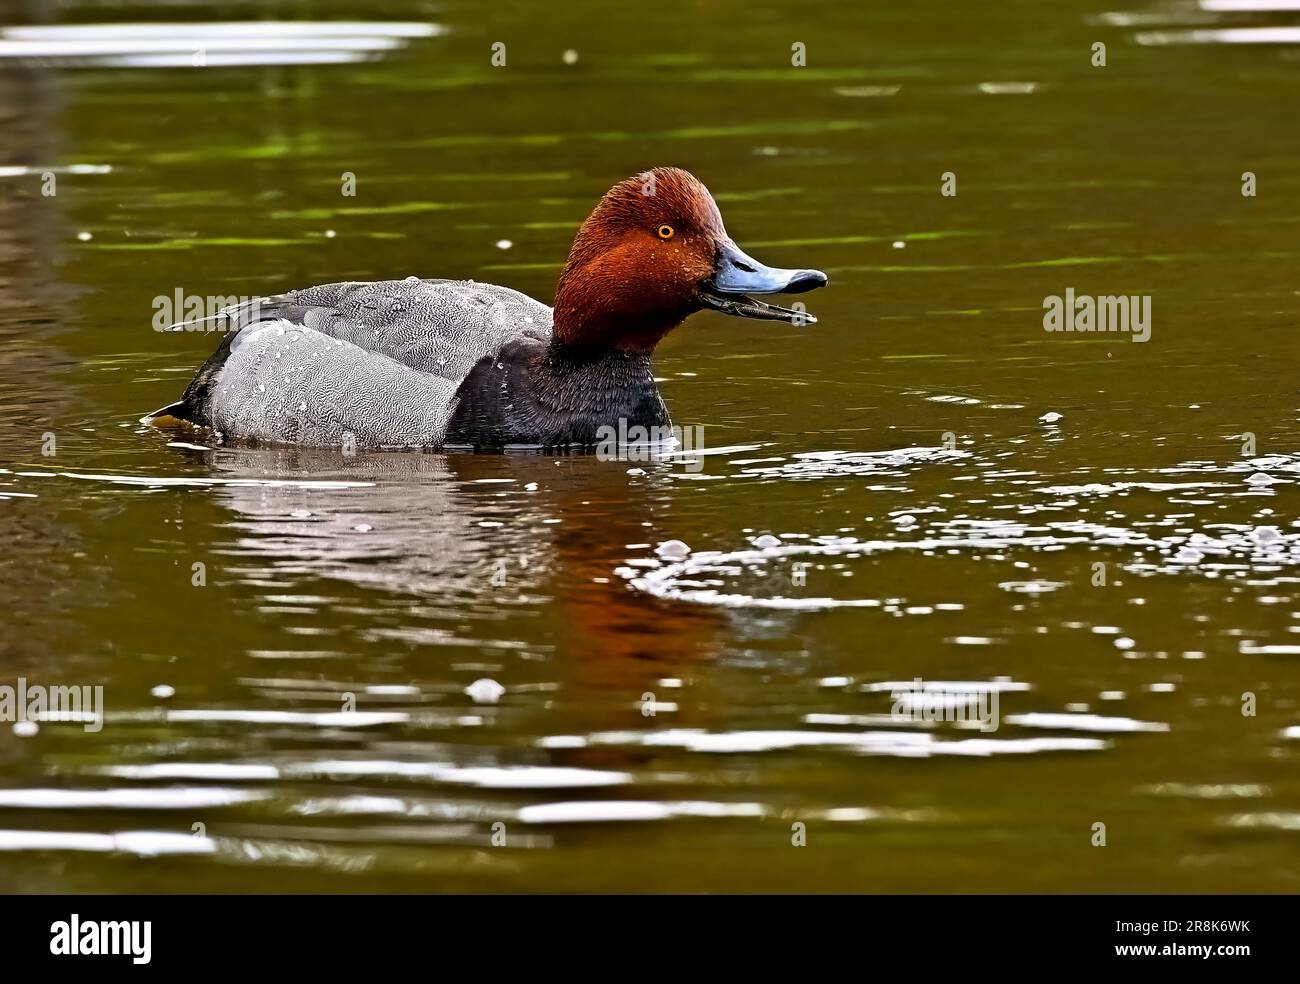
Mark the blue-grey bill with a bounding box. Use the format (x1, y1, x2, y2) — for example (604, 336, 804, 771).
(701, 239, 827, 324)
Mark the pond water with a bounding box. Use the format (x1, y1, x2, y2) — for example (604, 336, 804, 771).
(1, 0, 1299, 892)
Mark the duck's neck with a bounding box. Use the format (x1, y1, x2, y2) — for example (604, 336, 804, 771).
(447, 339, 671, 447)
(531, 340, 671, 438)
(552, 309, 682, 352)
(553, 268, 686, 352)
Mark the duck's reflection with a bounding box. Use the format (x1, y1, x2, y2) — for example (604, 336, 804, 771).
(208, 447, 525, 597)
(202, 447, 723, 709)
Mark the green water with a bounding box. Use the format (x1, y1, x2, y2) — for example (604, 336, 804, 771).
(1, 0, 1299, 892)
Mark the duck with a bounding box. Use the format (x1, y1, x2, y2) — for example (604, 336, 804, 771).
(149, 167, 827, 450)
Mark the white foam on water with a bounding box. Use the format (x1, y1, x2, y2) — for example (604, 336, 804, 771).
(551, 727, 1106, 757)
(0, 21, 443, 67)
(1138, 27, 1300, 44)
(95, 763, 280, 781)
(0, 829, 217, 856)
(516, 800, 765, 824)
(164, 709, 406, 727)
(0, 788, 269, 809)
(52, 470, 373, 490)
(1004, 713, 1169, 733)
(304, 761, 632, 788)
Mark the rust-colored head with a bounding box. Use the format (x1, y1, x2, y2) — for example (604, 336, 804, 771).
(553, 167, 827, 351)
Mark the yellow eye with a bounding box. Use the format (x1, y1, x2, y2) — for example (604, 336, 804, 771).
(657, 224, 675, 240)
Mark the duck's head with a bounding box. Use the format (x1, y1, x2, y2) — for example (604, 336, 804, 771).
(553, 167, 828, 351)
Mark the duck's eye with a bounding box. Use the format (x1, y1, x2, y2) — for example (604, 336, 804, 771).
(656, 224, 675, 240)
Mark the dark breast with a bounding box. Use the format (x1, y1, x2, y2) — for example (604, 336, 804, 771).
(445, 340, 672, 448)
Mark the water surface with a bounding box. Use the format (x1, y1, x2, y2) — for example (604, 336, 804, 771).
(1, 0, 1299, 892)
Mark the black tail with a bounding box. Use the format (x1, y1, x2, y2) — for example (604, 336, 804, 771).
(149, 294, 288, 427)
(145, 399, 189, 421)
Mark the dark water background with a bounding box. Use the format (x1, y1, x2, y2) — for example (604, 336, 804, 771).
(1, 0, 1299, 891)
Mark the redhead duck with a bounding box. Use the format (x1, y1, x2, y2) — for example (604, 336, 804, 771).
(151, 167, 827, 449)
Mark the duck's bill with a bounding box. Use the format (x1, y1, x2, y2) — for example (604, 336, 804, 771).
(700, 239, 827, 325)
(698, 289, 819, 324)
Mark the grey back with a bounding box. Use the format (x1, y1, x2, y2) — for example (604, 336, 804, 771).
(184, 278, 554, 448)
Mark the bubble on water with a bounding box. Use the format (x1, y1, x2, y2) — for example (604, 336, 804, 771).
(1000, 579, 1067, 594)
(1114, 637, 1136, 650)
(893, 514, 917, 527)
(818, 676, 853, 688)
(77, 231, 92, 242)
(1245, 472, 1278, 486)
(150, 684, 175, 699)
(1038, 411, 1063, 425)
(753, 533, 782, 549)
(13, 721, 38, 737)
(562, 49, 579, 64)
(1250, 525, 1281, 545)
(290, 510, 312, 519)
(824, 807, 879, 821)
(656, 539, 691, 560)
(496, 239, 513, 250)
(353, 523, 373, 532)
(465, 678, 505, 704)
